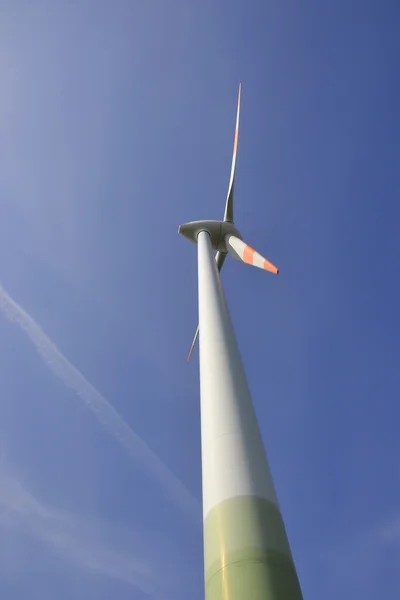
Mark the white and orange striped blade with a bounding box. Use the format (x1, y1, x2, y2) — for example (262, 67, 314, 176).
(226, 235, 279, 274)
(223, 83, 241, 223)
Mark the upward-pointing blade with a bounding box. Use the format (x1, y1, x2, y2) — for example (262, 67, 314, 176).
(223, 83, 241, 223)
(226, 235, 279, 274)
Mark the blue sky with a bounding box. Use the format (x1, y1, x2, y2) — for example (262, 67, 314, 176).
(0, 1, 399, 598)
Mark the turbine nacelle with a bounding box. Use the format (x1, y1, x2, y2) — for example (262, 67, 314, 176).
(178, 220, 242, 253)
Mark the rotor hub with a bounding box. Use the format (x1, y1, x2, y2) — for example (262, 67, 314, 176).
(178, 220, 242, 253)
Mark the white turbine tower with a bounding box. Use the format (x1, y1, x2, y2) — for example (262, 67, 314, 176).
(179, 84, 303, 600)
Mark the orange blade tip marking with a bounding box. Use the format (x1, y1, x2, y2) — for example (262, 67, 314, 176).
(187, 344, 195, 363)
(263, 259, 279, 274)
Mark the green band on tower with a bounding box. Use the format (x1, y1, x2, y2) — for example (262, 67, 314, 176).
(204, 496, 303, 600)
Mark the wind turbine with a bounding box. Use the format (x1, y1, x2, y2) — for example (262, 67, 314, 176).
(179, 84, 303, 600)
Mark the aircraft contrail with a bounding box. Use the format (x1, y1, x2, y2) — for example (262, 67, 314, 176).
(0, 287, 200, 520)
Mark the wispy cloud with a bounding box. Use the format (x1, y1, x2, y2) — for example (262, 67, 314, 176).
(0, 458, 155, 593)
(0, 287, 200, 521)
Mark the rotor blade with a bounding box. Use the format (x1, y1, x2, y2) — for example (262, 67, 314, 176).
(215, 250, 227, 271)
(186, 325, 199, 362)
(226, 235, 279, 275)
(223, 83, 241, 223)
(186, 251, 227, 362)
